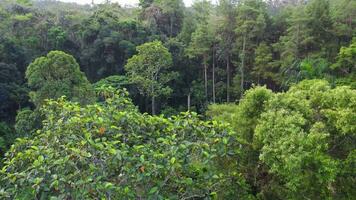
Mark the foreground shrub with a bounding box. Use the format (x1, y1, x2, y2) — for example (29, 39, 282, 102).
(0, 88, 252, 199)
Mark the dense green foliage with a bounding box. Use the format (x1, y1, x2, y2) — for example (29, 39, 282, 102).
(125, 41, 176, 114)
(0, 88, 252, 199)
(207, 80, 356, 199)
(26, 51, 94, 107)
(0, 0, 354, 120)
(0, 0, 355, 198)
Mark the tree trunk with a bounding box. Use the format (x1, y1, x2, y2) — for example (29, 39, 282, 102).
(170, 15, 173, 37)
(297, 24, 300, 58)
(145, 96, 149, 113)
(240, 35, 246, 97)
(212, 46, 216, 103)
(203, 55, 208, 101)
(151, 96, 155, 115)
(187, 93, 191, 111)
(226, 54, 230, 102)
(151, 81, 155, 115)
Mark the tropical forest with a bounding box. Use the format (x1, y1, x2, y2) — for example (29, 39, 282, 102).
(0, 0, 355, 199)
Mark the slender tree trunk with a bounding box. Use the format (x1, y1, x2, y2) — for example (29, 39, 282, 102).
(240, 35, 246, 97)
(187, 93, 191, 111)
(152, 96, 155, 115)
(226, 54, 230, 102)
(203, 54, 208, 101)
(297, 24, 300, 58)
(170, 15, 173, 37)
(151, 81, 155, 115)
(145, 97, 149, 113)
(212, 46, 216, 103)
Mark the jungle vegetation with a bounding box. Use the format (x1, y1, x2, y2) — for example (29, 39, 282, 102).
(0, 0, 355, 199)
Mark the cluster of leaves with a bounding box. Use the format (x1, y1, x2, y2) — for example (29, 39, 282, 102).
(207, 79, 356, 199)
(0, 87, 253, 199)
(332, 38, 356, 88)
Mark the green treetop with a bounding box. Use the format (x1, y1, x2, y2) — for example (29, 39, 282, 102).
(25, 50, 94, 107)
(125, 41, 176, 114)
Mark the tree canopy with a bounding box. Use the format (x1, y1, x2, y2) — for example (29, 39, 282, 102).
(125, 40, 176, 114)
(207, 80, 356, 199)
(0, 0, 355, 198)
(0, 87, 252, 199)
(26, 51, 94, 107)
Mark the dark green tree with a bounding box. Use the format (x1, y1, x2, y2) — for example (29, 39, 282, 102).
(235, 0, 267, 96)
(252, 42, 278, 87)
(216, 0, 237, 102)
(26, 50, 94, 107)
(0, 62, 28, 122)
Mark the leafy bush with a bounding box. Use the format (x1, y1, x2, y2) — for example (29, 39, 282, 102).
(208, 80, 356, 199)
(14, 108, 38, 137)
(92, 75, 131, 90)
(0, 88, 252, 199)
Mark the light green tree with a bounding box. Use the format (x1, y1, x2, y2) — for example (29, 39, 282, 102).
(125, 41, 175, 114)
(209, 79, 356, 199)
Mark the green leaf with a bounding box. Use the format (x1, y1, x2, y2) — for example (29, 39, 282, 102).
(38, 155, 44, 162)
(104, 182, 114, 189)
(149, 187, 158, 194)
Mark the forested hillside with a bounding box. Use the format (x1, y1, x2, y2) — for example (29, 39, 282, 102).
(0, 0, 355, 199)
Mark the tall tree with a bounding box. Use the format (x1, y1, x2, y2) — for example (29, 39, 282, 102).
(187, 24, 213, 101)
(80, 4, 145, 81)
(26, 51, 94, 107)
(305, 0, 333, 56)
(125, 41, 175, 114)
(252, 42, 277, 87)
(276, 4, 311, 86)
(186, 0, 213, 101)
(155, 0, 185, 37)
(277, 0, 333, 87)
(235, 0, 267, 96)
(217, 0, 237, 102)
(331, 0, 356, 45)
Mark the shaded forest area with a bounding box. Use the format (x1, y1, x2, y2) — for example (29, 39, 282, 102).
(0, 0, 355, 199)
